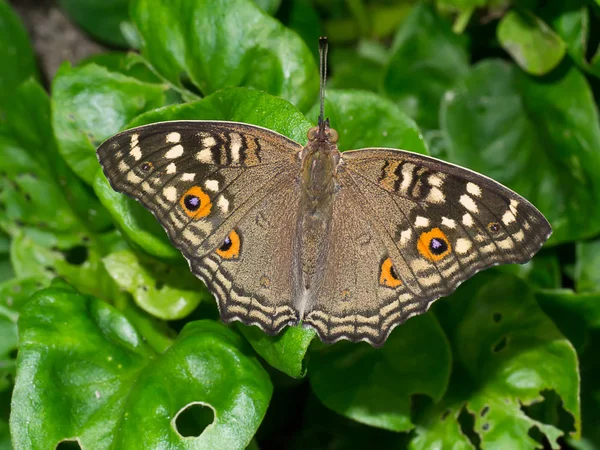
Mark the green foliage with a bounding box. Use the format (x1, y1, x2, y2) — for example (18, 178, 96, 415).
(2, 0, 600, 448)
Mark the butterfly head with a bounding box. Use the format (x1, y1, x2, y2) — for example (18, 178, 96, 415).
(308, 117, 339, 144)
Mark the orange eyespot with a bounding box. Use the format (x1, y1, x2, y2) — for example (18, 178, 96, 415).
(417, 228, 452, 262)
(488, 222, 500, 232)
(141, 161, 153, 171)
(380, 257, 402, 288)
(180, 186, 212, 219)
(216, 230, 241, 259)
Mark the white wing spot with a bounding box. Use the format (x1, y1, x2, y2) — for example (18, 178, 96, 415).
(400, 163, 415, 194)
(455, 238, 472, 254)
(514, 230, 525, 241)
(230, 133, 242, 163)
(119, 161, 129, 172)
(415, 216, 430, 228)
(205, 179, 219, 191)
(182, 173, 196, 181)
(163, 186, 177, 202)
(129, 146, 142, 161)
(498, 237, 514, 249)
(127, 171, 142, 183)
(466, 182, 482, 197)
(426, 187, 445, 204)
(428, 174, 444, 187)
(197, 149, 213, 163)
(460, 194, 478, 213)
(442, 217, 456, 229)
(165, 145, 184, 159)
(130, 133, 139, 147)
(510, 199, 519, 214)
(166, 162, 176, 174)
(502, 210, 516, 225)
(462, 213, 474, 227)
(400, 229, 412, 245)
(202, 135, 217, 148)
(166, 132, 181, 143)
(217, 195, 229, 213)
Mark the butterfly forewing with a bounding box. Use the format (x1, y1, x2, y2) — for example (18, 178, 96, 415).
(97, 121, 302, 260)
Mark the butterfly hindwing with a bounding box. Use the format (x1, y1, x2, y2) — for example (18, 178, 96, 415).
(191, 181, 301, 335)
(97, 120, 302, 260)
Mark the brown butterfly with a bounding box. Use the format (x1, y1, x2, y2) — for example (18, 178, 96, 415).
(97, 38, 551, 347)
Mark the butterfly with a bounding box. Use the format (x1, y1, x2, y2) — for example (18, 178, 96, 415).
(97, 38, 551, 347)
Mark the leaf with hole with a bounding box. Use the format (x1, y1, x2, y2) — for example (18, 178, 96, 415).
(10, 282, 272, 449)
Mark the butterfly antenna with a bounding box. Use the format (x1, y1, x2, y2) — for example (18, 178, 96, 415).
(318, 36, 328, 133)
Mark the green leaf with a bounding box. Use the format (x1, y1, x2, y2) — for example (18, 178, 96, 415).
(10, 232, 123, 301)
(575, 238, 600, 293)
(0, 79, 112, 239)
(0, 277, 41, 392)
(414, 275, 580, 447)
(308, 89, 429, 154)
(498, 9, 566, 76)
(536, 289, 600, 350)
(540, 0, 600, 78)
(80, 52, 164, 84)
(309, 314, 451, 432)
(11, 284, 272, 449)
(52, 63, 168, 185)
(102, 249, 210, 320)
(129, 87, 312, 143)
(441, 60, 600, 244)
(0, 0, 38, 111)
(130, 0, 318, 111)
(237, 324, 315, 378)
(58, 0, 132, 47)
(383, 2, 469, 130)
(253, 0, 281, 15)
(498, 249, 561, 290)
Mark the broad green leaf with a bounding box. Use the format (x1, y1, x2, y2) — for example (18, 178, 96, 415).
(0, 79, 112, 239)
(498, 10, 566, 76)
(308, 89, 428, 154)
(10, 232, 123, 301)
(237, 324, 315, 378)
(0, 0, 38, 111)
(383, 2, 469, 130)
(328, 42, 387, 92)
(441, 60, 600, 244)
(498, 250, 561, 290)
(11, 283, 272, 449)
(414, 275, 580, 448)
(102, 249, 210, 320)
(129, 87, 312, 144)
(0, 277, 41, 392)
(575, 238, 600, 293)
(253, 0, 281, 15)
(130, 0, 318, 111)
(59, 0, 131, 47)
(536, 289, 600, 350)
(309, 314, 451, 432)
(80, 52, 164, 84)
(52, 63, 168, 185)
(540, 0, 600, 78)
(435, 0, 487, 11)
(0, 232, 13, 283)
(93, 170, 181, 260)
(283, 0, 322, 60)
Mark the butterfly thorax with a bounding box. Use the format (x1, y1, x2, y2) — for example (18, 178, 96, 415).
(294, 125, 341, 314)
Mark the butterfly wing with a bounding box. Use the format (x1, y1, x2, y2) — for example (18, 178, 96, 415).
(190, 182, 301, 334)
(97, 121, 301, 257)
(97, 121, 304, 332)
(303, 148, 551, 346)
